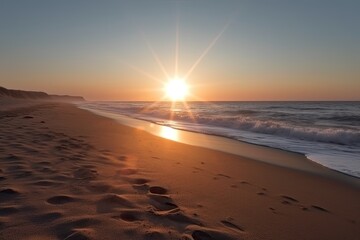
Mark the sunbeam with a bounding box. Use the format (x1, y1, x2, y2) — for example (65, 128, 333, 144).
(143, 39, 170, 80)
(170, 101, 176, 121)
(139, 97, 167, 114)
(184, 20, 232, 80)
(175, 14, 179, 77)
(124, 63, 164, 83)
(181, 101, 197, 124)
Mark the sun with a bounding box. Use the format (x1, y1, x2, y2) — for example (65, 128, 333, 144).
(165, 78, 188, 101)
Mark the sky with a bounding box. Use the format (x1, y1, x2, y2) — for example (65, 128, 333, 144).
(0, 0, 359, 101)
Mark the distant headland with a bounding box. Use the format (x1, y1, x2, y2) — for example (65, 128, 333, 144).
(0, 86, 85, 102)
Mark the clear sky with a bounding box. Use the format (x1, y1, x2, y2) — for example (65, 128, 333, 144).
(0, 0, 359, 101)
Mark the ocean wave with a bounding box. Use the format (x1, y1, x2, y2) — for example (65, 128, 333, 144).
(81, 102, 360, 146)
(320, 115, 360, 123)
(230, 118, 360, 146)
(265, 106, 327, 111)
(147, 114, 360, 146)
(235, 110, 258, 115)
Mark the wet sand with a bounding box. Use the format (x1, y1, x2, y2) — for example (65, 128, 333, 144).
(0, 101, 359, 240)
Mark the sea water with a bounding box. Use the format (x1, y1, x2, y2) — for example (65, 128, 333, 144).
(79, 101, 360, 178)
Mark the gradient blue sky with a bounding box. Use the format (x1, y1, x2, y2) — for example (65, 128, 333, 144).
(1, 0, 359, 100)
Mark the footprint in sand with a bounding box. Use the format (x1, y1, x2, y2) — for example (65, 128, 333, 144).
(157, 202, 180, 212)
(166, 212, 202, 225)
(0, 206, 19, 216)
(96, 194, 134, 213)
(280, 195, 299, 205)
(147, 186, 182, 215)
(100, 194, 133, 206)
(14, 170, 33, 179)
(269, 207, 276, 213)
(63, 231, 90, 240)
(46, 195, 78, 205)
(147, 195, 203, 227)
(143, 231, 167, 240)
(192, 230, 213, 240)
(148, 194, 179, 212)
(31, 212, 63, 223)
(188, 226, 238, 240)
(6, 164, 26, 172)
(132, 178, 149, 185)
(0, 188, 20, 196)
(281, 195, 299, 203)
(113, 211, 142, 222)
(86, 182, 112, 193)
(282, 200, 291, 205)
(311, 205, 329, 213)
(133, 183, 150, 193)
(149, 186, 168, 195)
(33, 180, 60, 187)
(37, 161, 51, 165)
(221, 220, 244, 232)
(73, 168, 98, 180)
(132, 179, 151, 192)
(54, 218, 99, 239)
(38, 167, 56, 174)
(5, 154, 21, 161)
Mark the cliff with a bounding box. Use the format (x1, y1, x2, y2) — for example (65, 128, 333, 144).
(0, 86, 85, 102)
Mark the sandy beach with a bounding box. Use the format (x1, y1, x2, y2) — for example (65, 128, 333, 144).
(0, 101, 359, 240)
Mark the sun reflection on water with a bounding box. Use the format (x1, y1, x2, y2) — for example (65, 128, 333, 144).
(160, 126, 178, 141)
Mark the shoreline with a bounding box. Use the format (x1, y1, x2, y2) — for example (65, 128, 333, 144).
(0, 101, 359, 239)
(80, 106, 360, 184)
(78, 101, 360, 179)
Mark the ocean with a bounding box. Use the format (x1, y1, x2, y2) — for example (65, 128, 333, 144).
(78, 101, 360, 178)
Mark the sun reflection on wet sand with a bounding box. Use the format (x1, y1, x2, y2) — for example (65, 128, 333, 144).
(159, 126, 178, 141)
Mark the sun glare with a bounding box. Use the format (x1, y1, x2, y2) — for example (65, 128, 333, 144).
(160, 126, 178, 141)
(165, 78, 188, 101)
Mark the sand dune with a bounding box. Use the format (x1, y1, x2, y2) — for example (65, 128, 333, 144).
(0, 101, 359, 239)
